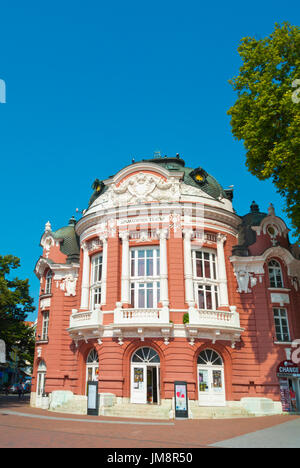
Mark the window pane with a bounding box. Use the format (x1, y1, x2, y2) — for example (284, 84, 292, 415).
(196, 260, 203, 277)
(198, 288, 205, 309)
(206, 288, 212, 309)
(146, 258, 153, 276)
(138, 286, 145, 308)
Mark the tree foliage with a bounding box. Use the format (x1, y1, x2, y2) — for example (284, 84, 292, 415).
(228, 22, 300, 240)
(0, 255, 35, 367)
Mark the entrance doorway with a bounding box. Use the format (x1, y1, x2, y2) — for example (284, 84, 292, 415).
(36, 360, 47, 408)
(86, 349, 99, 395)
(197, 349, 226, 407)
(131, 347, 160, 404)
(288, 378, 300, 412)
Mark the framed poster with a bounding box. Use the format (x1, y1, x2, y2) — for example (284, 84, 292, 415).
(174, 381, 188, 419)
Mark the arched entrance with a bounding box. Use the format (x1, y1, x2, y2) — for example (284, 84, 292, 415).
(36, 360, 47, 407)
(131, 347, 160, 404)
(86, 349, 99, 394)
(197, 349, 225, 406)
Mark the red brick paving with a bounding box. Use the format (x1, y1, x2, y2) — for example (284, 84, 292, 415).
(0, 396, 299, 448)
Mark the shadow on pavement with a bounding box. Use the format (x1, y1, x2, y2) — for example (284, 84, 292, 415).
(0, 394, 30, 409)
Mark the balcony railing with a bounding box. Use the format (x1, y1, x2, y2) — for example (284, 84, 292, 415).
(188, 306, 241, 329)
(69, 307, 103, 330)
(114, 307, 169, 325)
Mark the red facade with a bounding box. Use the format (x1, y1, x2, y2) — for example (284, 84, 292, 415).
(31, 157, 300, 416)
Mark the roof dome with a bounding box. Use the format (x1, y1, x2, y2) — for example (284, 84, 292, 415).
(88, 155, 230, 207)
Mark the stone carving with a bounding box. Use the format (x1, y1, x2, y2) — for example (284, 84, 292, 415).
(60, 275, 78, 296)
(112, 173, 181, 204)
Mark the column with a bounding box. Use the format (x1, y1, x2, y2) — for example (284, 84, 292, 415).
(80, 243, 90, 310)
(158, 229, 169, 307)
(183, 229, 195, 307)
(217, 233, 229, 307)
(119, 231, 130, 305)
(100, 235, 108, 306)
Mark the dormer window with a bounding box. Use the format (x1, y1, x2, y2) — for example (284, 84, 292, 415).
(268, 260, 284, 288)
(45, 270, 52, 295)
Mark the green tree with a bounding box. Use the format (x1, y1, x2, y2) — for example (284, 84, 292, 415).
(228, 22, 300, 240)
(0, 255, 35, 368)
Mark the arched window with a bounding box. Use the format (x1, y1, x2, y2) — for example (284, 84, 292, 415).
(45, 270, 52, 295)
(197, 349, 223, 366)
(268, 260, 284, 288)
(131, 347, 160, 364)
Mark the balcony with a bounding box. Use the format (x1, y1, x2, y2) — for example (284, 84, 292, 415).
(68, 306, 103, 338)
(185, 306, 243, 347)
(114, 306, 169, 325)
(113, 304, 172, 345)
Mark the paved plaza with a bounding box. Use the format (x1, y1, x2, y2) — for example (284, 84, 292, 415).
(0, 395, 299, 448)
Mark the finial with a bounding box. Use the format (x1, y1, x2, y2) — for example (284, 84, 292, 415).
(45, 221, 51, 232)
(250, 201, 259, 213)
(69, 216, 76, 226)
(268, 203, 275, 216)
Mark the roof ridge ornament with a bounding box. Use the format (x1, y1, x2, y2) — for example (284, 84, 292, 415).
(268, 203, 275, 216)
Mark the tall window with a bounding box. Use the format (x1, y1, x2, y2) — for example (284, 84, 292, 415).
(268, 260, 284, 288)
(130, 248, 160, 308)
(45, 270, 52, 295)
(192, 250, 219, 310)
(273, 308, 290, 342)
(90, 254, 103, 308)
(42, 311, 49, 341)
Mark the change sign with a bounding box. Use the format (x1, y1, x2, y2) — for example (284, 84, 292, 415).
(277, 360, 300, 378)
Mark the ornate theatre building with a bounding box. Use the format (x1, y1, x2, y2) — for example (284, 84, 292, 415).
(31, 155, 300, 418)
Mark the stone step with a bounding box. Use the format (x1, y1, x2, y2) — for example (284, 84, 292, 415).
(190, 406, 253, 419)
(102, 404, 171, 420)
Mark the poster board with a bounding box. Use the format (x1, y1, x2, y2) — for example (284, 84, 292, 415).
(87, 381, 99, 416)
(174, 381, 188, 419)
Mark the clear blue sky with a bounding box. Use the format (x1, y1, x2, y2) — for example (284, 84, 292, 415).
(0, 1, 299, 321)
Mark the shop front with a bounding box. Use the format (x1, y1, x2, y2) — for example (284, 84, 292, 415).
(277, 360, 300, 413)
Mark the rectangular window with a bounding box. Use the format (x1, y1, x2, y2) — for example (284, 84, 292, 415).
(92, 255, 102, 284)
(91, 287, 101, 309)
(130, 248, 160, 308)
(130, 248, 160, 278)
(194, 251, 217, 280)
(42, 311, 49, 341)
(274, 308, 290, 342)
(131, 281, 160, 309)
(197, 284, 219, 310)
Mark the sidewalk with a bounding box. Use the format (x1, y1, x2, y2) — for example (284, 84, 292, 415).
(1, 394, 300, 448)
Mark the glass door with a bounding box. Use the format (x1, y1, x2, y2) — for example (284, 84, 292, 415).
(36, 372, 46, 407)
(131, 364, 147, 404)
(198, 366, 225, 406)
